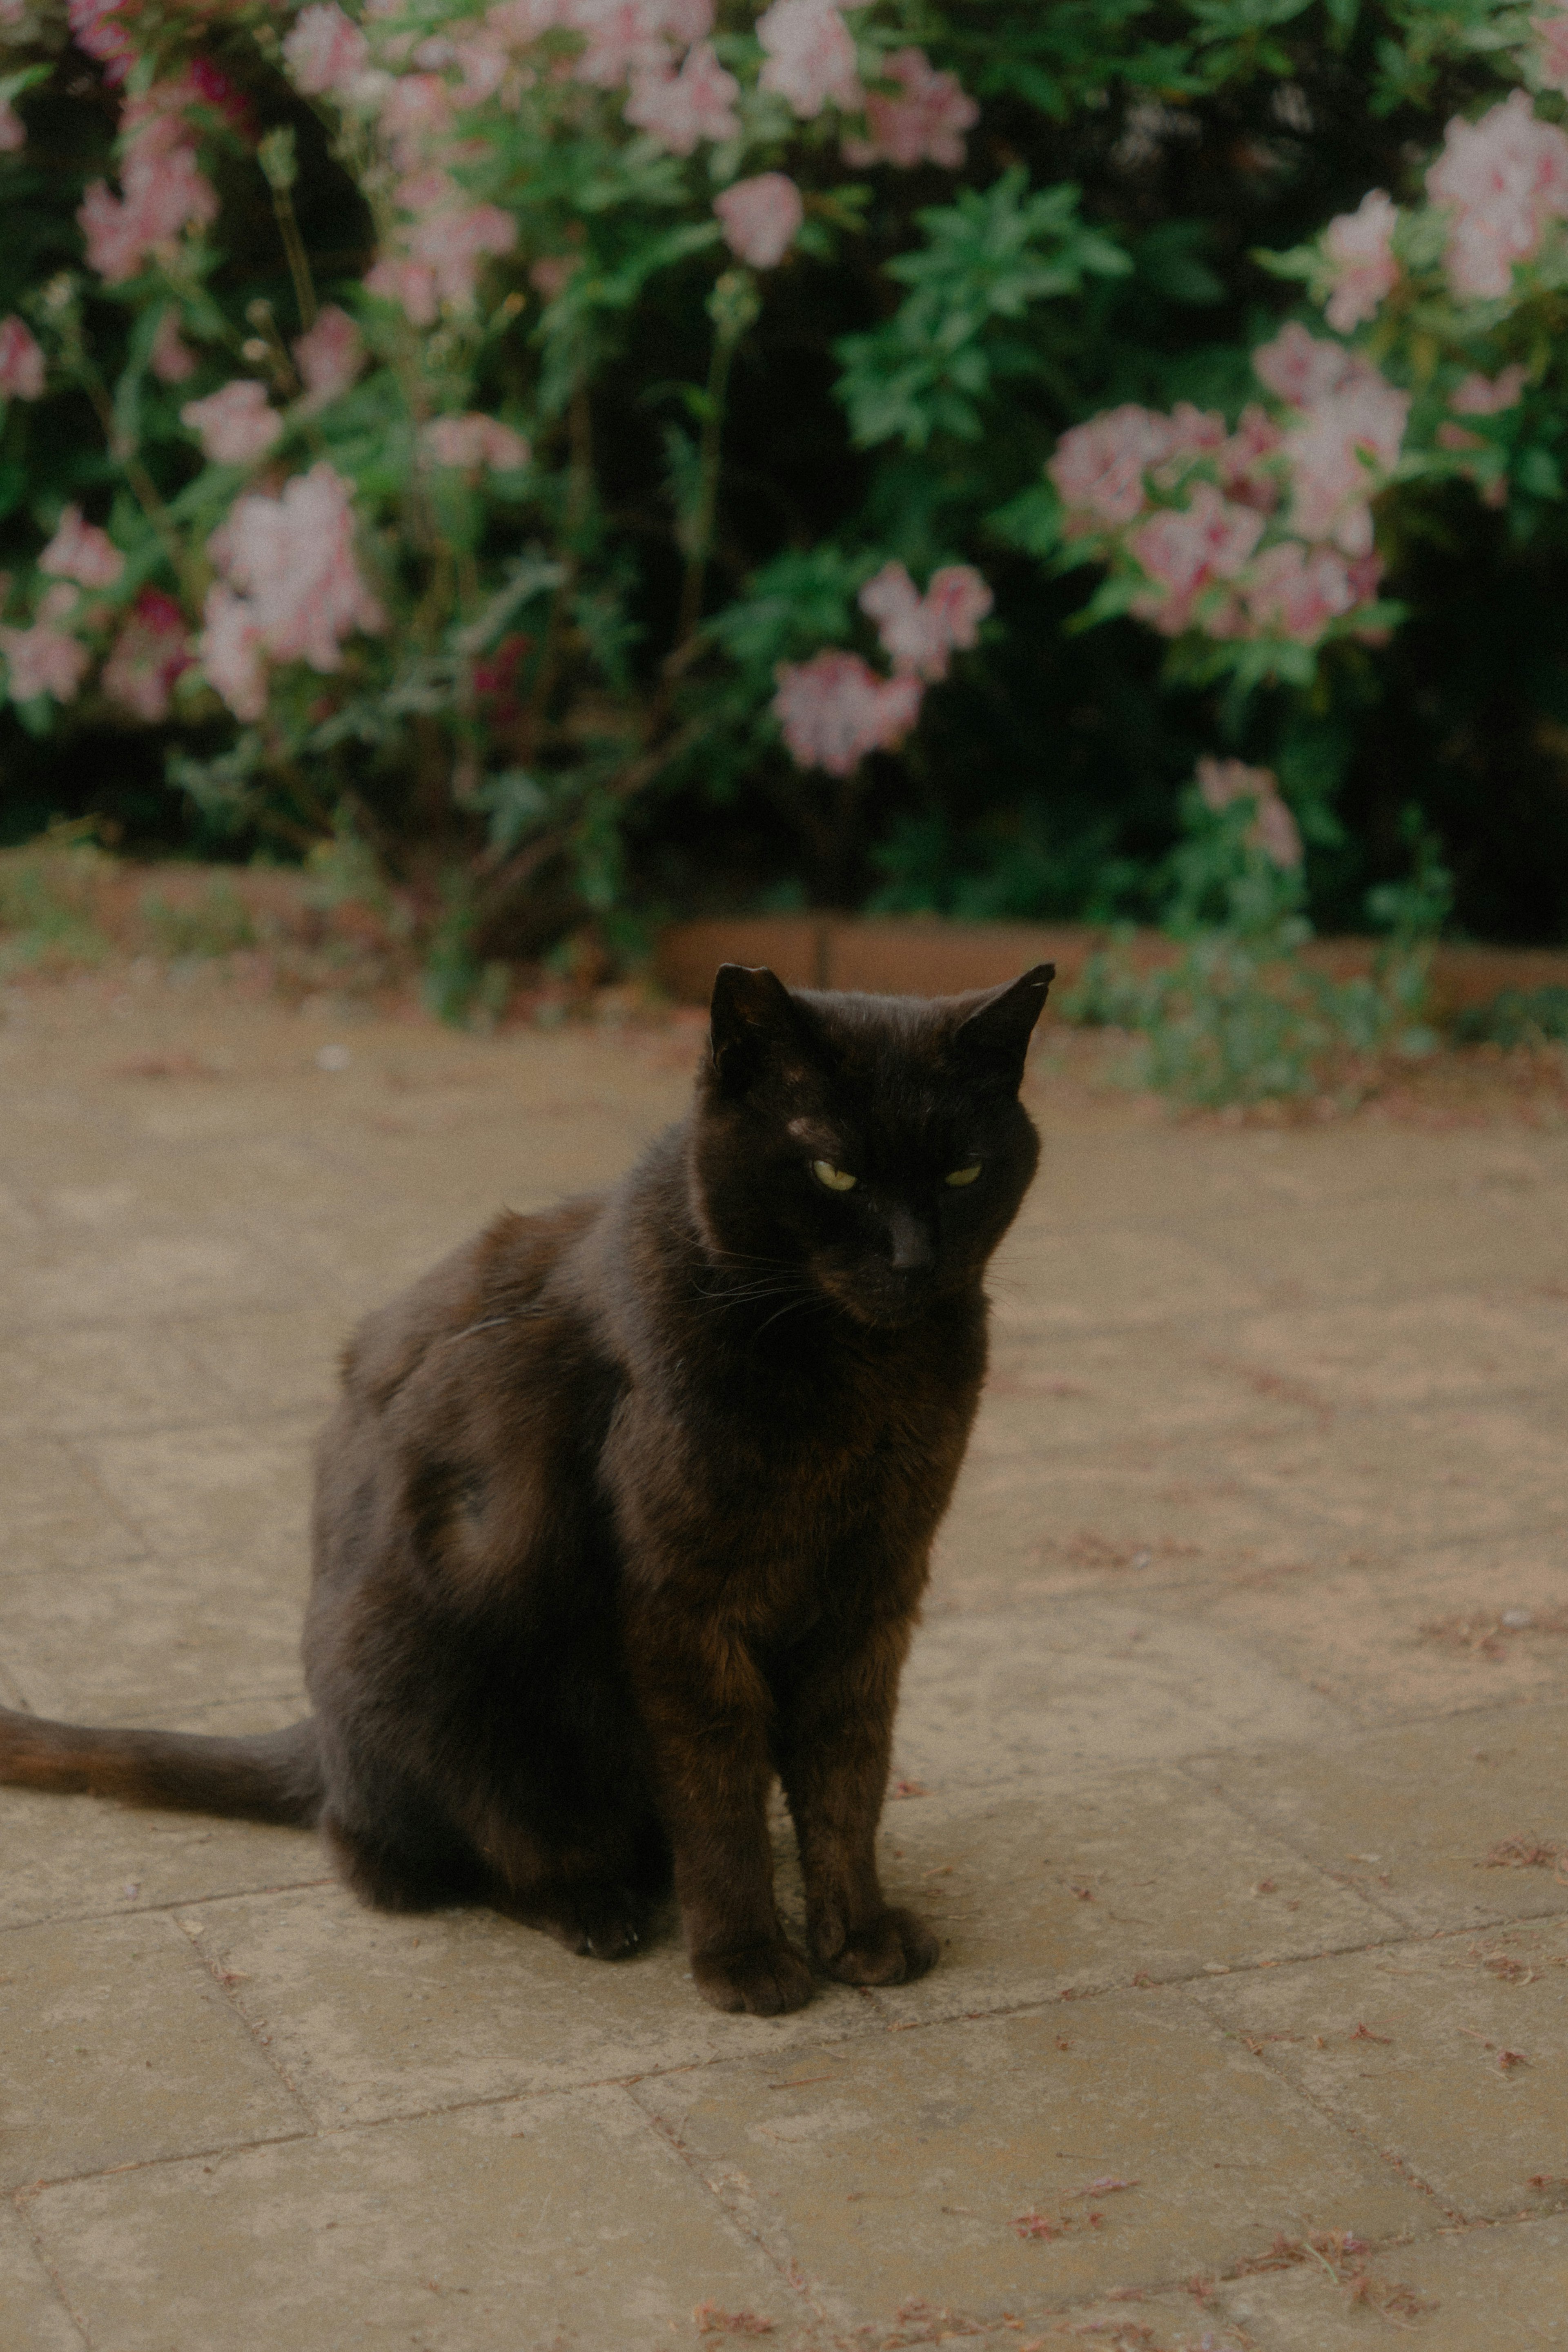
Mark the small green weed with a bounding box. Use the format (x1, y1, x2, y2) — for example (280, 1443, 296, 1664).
(1454, 986, 1568, 1048)
(137, 881, 257, 960)
(1065, 779, 1450, 1108)
(0, 822, 112, 975)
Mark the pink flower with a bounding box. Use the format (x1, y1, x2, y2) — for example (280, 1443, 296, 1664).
(1048, 404, 1172, 530)
(1217, 406, 1284, 509)
(378, 72, 458, 170)
(773, 649, 922, 774)
(530, 253, 580, 299)
(293, 305, 364, 407)
(207, 462, 385, 679)
(624, 40, 739, 152)
(858, 560, 991, 681)
(68, 0, 134, 84)
(1322, 189, 1398, 331)
(446, 31, 513, 103)
(1252, 322, 1358, 408)
(1536, 2, 1568, 95)
(39, 505, 124, 589)
(714, 174, 804, 268)
(423, 413, 532, 468)
(1242, 542, 1359, 643)
(757, 0, 863, 118)
(101, 590, 192, 721)
(568, 0, 669, 88)
(1197, 756, 1303, 868)
(78, 89, 219, 285)
(364, 256, 440, 326)
(486, 0, 569, 42)
(149, 308, 198, 383)
(1451, 364, 1526, 413)
(407, 200, 517, 310)
(1162, 402, 1229, 461)
(1283, 367, 1408, 553)
(283, 4, 370, 97)
(181, 379, 284, 465)
(0, 94, 24, 154)
(1426, 90, 1568, 299)
(1129, 485, 1265, 634)
(842, 47, 978, 169)
(0, 316, 45, 400)
(198, 584, 267, 721)
(0, 618, 90, 704)
(924, 566, 993, 655)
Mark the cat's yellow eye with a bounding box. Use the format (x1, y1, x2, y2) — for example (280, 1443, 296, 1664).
(945, 1164, 982, 1188)
(812, 1159, 858, 1192)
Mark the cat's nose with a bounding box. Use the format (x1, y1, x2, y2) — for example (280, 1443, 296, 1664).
(886, 1208, 934, 1272)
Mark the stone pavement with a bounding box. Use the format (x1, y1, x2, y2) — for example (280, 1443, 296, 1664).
(1, 972, 1566, 2352)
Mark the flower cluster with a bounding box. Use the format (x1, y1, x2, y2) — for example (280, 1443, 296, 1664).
(0, 0, 995, 780)
(78, 77, 220, 285)
(772, 561, 990, 774)
(1426, 89, 1568, 299)
(715, 174, 804, 269)
(276, 0, 978, 331)
(772, 651, 921, 776)
(1196, 756, 1302, 871)
(1048, 326, 1405, 649)
(200, 464, 386, 722)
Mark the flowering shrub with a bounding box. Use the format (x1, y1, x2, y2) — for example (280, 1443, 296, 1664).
(1, 0, 1567, 971)
(1, 0, 1069, 974)
(1067, 762, 1450, 1108)
(1023, 9, 1568, 702)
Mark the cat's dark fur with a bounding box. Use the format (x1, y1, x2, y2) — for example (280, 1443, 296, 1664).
(0, 961, 1051, 2015)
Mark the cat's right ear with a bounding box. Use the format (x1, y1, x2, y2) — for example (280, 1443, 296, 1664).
(708, 964, 806, 1094)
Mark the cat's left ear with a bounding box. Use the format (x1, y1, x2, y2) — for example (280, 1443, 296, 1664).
(709, 964, 813, 1094)
(951, 963, 1055, 1091)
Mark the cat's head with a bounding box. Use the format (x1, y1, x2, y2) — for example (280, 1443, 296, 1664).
(690, 963, 1052, 1329)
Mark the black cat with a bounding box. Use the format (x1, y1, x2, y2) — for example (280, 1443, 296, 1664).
(0, 960, 1051, 2014)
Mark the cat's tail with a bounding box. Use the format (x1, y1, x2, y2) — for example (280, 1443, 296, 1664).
(0, 1706, 324, 1827)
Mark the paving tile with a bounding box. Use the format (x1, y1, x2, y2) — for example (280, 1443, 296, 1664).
(172, 1872, 887, 2128)
(1218, 2214, 1568, 2350)
(1193, 1705, 1568, 1932)
(1221, 1291, 1568, 1412)
(180, 1306, 352, 1421)
(0, 2202, 85, 2351)
(633, 1997, 1435, 2324)
(0, 1325, 220, 1441)
(980, 1323, 1323, 1456)
(1193, 1924, 1568, 2220)
(80, 1421, 315, 1584)
(931, 1458, 1339, 1618)
(0, 1715, 325, 1928)
(848, 1770, 1390, 2022)
(0, 1554, 305, 1719)
(9, 1230, 300, 1331)
(1212, 1404, 1568, 1549)
(894, 1598, 1354, 1799)
(1197, 1186, 1568, 1308)
(0, 1911, 307, 2188)
(0, 1437, 145, 1574)
(24, 2088, 806, 2352)
(986, 1224, 1265, 1333)
(1197, 1541, 1568, 1719)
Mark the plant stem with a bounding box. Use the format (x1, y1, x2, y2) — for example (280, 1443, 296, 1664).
(521, 372, 593, 759)
(77, 368, 195, 597)
(270, 181, 318, 332)
(672, 325, 735, 652)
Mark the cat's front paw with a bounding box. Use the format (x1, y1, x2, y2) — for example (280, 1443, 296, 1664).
(692, 1937, 815, 2016)
(816, 1905, 939, 1987)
